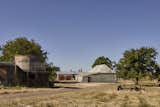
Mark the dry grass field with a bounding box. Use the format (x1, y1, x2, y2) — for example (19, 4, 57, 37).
(0, 81, 160, 107)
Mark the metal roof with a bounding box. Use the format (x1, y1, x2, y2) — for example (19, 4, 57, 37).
(89, 64, 115, 73)
(0, 62, 15, 66)
(57, 71, 78, 75)
(77, 64, 116, 77)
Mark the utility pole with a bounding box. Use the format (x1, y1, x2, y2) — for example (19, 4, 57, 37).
(9, 56, 12, 86)
(0, 45, 2, 58)
(0, 46, 2, 56)
(14, 57, 17, 85)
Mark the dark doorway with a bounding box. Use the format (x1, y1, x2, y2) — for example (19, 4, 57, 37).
(29, 73, 36, 80)
(88, 77, 91, 82)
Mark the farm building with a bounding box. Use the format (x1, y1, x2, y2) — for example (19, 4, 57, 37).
(15, 55, 49, 87)
(56, 71, 78, 82)
(0, 62, 26, 86)
(0, 55, 49, 87)
(76, 64, 117, 83)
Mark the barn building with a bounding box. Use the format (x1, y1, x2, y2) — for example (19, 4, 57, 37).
(0, 62, 26, 86)
(56, 71, 77, 82)
(76, 64, 117, 83)
(0, 55, 49, 87)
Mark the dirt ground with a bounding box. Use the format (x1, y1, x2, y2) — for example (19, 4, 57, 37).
(0, 83, 115, 101)
(0, 82, 160, 107)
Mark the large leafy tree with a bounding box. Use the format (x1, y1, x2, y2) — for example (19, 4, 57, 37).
(92, 56, 113, 69)
(117, 47, 159, 79)
(0, 37, 47, 62)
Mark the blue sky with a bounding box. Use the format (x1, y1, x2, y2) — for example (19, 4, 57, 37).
(0, 0, 160, 71)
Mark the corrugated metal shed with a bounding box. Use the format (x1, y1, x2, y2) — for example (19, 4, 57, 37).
(76, 64, 117, 83)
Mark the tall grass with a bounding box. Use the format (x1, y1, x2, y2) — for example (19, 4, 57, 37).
(0, 82, 160, 107)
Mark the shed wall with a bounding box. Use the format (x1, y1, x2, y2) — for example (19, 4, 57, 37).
(82, 73, 117, 83)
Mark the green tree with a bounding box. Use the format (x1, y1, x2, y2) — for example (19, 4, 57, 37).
(46, 63, 60, 72)
(92, 56, 113, 69)
(46, 63, 60, 82)
(153, 64, 160, 78)
(117, 47, 159, 80)
(0, 37, 47, 62)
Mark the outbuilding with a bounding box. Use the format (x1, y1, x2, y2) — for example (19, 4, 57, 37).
(77, 64, 117, 83)
(56, 71, 77, 82)
(0, 55, 49, 87)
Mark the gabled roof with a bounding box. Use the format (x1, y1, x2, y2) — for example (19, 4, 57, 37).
(77, 64, 116, 77)
(89, 64, 115, 74)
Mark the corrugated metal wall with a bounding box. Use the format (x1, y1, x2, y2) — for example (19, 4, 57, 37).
(82, 73, 117, 83)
